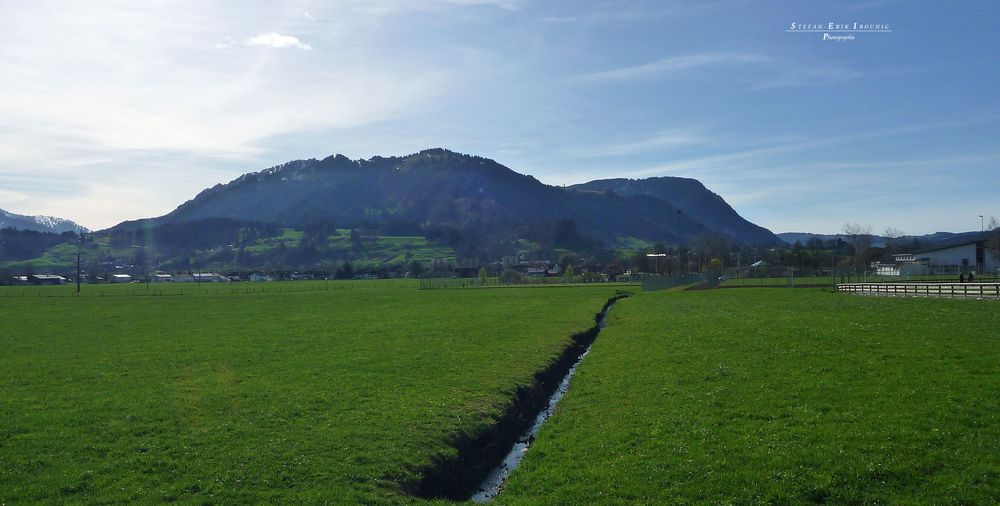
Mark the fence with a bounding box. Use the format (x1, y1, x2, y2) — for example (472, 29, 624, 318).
(640, 273, 707, 292)
(722, 272, 1000, 289)
(837, 282, 1000, 300)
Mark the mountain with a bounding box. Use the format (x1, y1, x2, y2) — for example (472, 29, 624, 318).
(122, 149, 776, 249)
(568, 177, 779, 244)
(0, 208, 89, 234)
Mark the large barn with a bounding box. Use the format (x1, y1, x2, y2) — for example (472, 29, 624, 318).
(27, 274, 66, 285)
(914, 240, 998, 274)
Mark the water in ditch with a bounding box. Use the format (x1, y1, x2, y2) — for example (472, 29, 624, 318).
(470, 305, 614, 502)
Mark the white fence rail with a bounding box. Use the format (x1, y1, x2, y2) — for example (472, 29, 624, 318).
(837, 283, 1000, 300)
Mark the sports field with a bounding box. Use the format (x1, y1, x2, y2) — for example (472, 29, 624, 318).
(499, 289, 1000, 504)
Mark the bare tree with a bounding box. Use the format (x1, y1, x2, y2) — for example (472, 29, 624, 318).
(883, 227, 905, 256)
(884, 227, 905, 240)
(843, 222, 873, 269)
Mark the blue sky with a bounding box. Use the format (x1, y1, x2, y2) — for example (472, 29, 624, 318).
(1, 0, 997, 233)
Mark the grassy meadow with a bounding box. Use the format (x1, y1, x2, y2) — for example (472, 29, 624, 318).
(6, 281, 1000, 504)
(0, 284, 619, 503)
(498, 288, 1000, 504)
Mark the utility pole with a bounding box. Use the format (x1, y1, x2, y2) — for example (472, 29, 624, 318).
(76, 234, 84, 294)
(979, 215, 986, 274)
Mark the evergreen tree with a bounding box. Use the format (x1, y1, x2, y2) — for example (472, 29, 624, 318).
(335, 262, 354, 279)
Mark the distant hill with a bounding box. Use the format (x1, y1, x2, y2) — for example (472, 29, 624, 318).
(129, 149, 777, 249)
(777, 231, 987, 249)
(0, 208, 89, 234)
(777, 232, 852, 245)
(569, 177, 778, 245)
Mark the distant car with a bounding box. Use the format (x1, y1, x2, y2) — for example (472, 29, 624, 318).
(718, 275, 729, 281)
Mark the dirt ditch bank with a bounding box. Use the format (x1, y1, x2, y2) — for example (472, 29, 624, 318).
(402, 292, 629, 501)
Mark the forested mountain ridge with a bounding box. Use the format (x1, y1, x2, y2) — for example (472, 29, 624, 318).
(146, 148, 777, 247)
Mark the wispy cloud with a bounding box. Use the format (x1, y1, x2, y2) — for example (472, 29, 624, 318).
(244, 32, 312, 50)
(752, 65, 863, 90)
(442, 0, 520, 9)
(574, 52, 769, 82)
(619, 118, 992, 180)
(566, 129, 705, 158)
(574, 51, 864, 89)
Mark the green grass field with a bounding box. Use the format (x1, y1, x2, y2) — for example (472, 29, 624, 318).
(498, 289, 1000, 504)
(6, 283, 1000, 504)
(0, 279, 419, 298)
(0, 284, 619, 504)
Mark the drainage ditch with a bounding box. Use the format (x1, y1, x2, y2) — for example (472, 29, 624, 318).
(404, 292, 628, 501)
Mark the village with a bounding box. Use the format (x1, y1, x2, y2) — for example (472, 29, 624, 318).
(9, 235, 998, 287)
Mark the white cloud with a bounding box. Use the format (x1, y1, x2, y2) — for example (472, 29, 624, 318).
(244, 32, 311, 50)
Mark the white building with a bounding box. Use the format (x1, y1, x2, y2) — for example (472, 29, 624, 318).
(28, 274, 66, 285)
(914, 240, 997, 274)
(872, 261, 929, 277)
(192, 273, 227, 283)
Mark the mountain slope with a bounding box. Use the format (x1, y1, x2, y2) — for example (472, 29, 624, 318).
(0, 208, 89, 234)
(569, 177, 779, 244)
(142, 149, 773, 246)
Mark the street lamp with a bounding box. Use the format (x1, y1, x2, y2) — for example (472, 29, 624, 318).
(980, 215, 985, 232)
